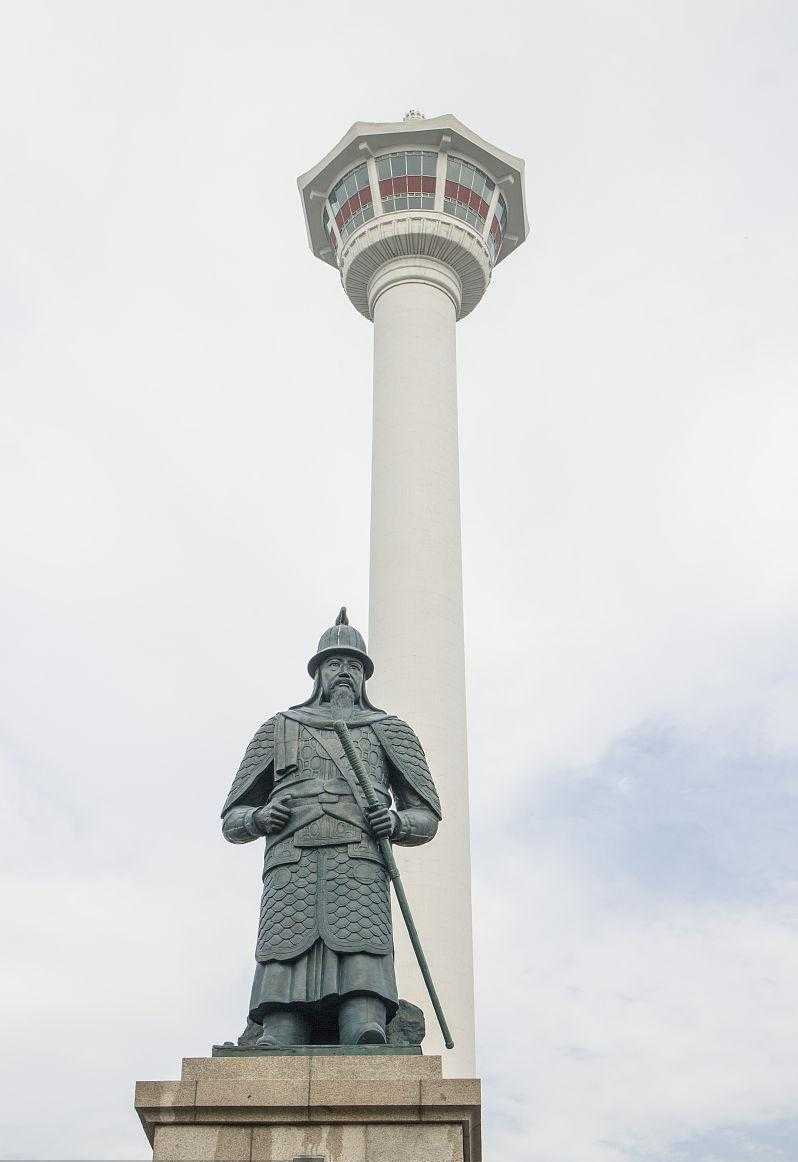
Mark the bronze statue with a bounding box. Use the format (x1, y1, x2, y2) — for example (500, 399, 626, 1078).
(222, 609, 443, 1048)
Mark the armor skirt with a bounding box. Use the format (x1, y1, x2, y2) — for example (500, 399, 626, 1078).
(249, 939, 398, 1024)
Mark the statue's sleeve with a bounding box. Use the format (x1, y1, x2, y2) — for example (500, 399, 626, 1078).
(373, 716, 442, 819)
(373, 715, 442, 846)
(221, 716, 277, 829)
(390, 782, 439, 846)
(222, 805, 265, 844)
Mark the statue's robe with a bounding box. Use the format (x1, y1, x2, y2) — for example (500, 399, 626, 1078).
(221, 706, 441, 1026)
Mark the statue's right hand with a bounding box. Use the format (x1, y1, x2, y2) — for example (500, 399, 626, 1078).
(255, 797, 292, 835)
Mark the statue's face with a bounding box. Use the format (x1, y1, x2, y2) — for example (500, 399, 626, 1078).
(319, 653, 364, 704)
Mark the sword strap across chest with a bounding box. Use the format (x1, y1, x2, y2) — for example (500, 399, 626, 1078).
(302, 724, 374, 817)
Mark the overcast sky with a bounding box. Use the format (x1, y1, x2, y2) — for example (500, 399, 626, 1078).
(1, 2, 797, 1160)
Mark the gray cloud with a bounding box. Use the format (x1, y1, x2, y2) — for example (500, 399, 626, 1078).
(513, 715, 798, 905)
(620, 1116, 798, 1161)
(472, 694, 798, 1160)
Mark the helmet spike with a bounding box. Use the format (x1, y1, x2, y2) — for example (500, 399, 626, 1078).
(335, 607, 349, 626)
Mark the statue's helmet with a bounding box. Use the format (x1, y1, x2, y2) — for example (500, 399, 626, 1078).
(307, 607, 374, 679)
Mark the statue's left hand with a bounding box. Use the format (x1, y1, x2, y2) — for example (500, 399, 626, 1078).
(366, 805, 395, 839)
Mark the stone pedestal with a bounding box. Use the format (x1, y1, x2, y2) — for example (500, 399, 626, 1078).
(135, 1052, 481, 1161)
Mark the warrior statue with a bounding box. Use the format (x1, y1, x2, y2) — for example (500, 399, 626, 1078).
(221, 608, 442, 1048)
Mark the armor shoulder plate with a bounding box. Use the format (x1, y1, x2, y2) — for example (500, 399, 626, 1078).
(221, 716, 277, 816)
(372, 716, 442, 820)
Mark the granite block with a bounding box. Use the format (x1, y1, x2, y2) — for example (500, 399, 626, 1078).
(308, 1077, 421, 1122)
(252, 1122, 368, 1161)
(308, 1053, 441, 1081)
(153, 1124, 251, 1160)
(182, 1054, 311, 1083)
(365, 1122, 464, 1161)
(420, 1078, 481, 1110)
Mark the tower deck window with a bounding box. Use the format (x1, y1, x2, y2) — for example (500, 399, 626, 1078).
(376, 150, 437, 212)
(322, 204, 337, 253)
(443, 156, 494, 235)
(488, 192, 508, 263)
(330, 163, 374, 241)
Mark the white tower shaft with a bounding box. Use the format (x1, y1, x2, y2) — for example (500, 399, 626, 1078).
(298, 114, 528, 1081)
(367, 263, 475, 1076)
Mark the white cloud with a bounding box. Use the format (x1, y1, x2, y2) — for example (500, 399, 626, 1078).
(475, 850, 798, 1161)
(1, 0, 797, 1158)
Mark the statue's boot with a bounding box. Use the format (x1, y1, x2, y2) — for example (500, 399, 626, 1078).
(237, 1017, 263, 1047)
(339, 995, 387, 1045)
(254, 1009, 310, 1049)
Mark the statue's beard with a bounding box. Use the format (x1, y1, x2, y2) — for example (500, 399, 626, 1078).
(329, 683, 357, 714)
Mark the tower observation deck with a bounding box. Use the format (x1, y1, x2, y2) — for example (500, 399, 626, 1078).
(298, 113, 528, 1077)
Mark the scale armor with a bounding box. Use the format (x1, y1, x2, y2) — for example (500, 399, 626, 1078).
(255, 723, 393, 961)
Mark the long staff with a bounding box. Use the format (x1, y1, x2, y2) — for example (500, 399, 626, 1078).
(332, 719, 455, 1049)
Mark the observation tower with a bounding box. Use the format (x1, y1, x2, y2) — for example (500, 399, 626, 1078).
(298, 112, 528, 1077)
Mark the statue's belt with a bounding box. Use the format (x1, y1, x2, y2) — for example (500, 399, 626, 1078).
(261, 796, 379, 853)
(271, 787, 389, 809)
(292, 816, 363, 846)
(263, 806, 384, 869)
